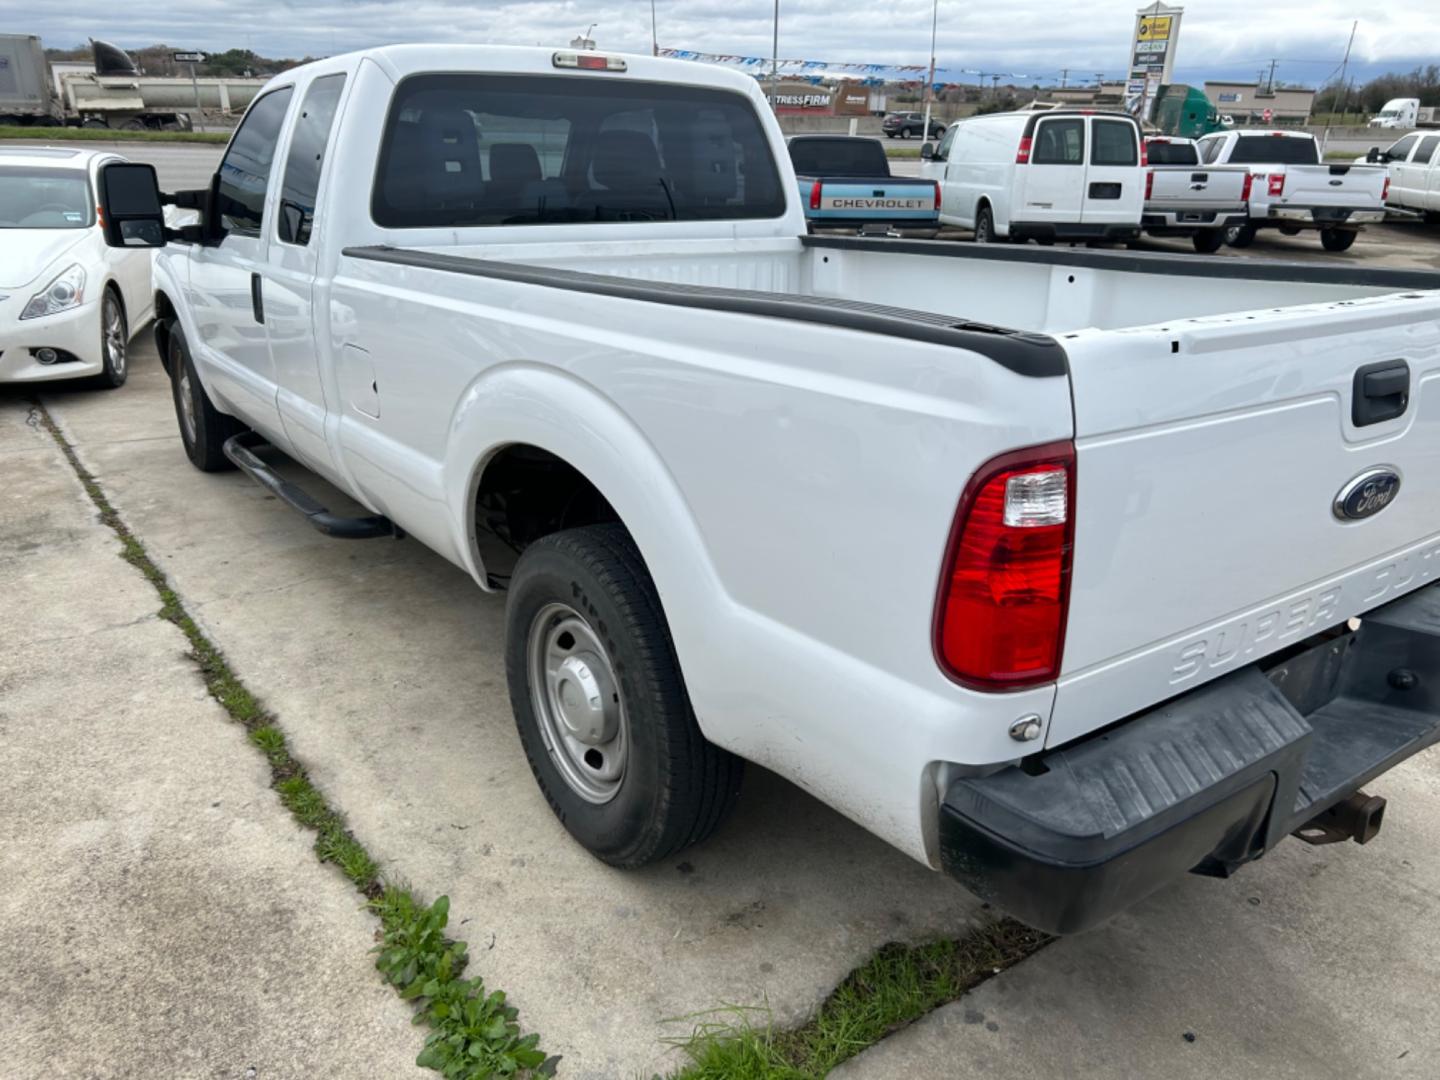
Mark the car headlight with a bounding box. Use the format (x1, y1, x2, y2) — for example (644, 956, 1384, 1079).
(20, 264, 87, 321)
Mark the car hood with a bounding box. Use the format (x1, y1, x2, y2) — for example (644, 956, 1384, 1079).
(0, 230, 91, 289)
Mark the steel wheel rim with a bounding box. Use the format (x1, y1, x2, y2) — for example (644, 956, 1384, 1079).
(103, 295, 125, 375)
(177, 368, 197, 443)
(527, 602, 627, 804)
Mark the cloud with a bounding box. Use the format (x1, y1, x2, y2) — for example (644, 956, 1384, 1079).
(6, 0, 1435, 85)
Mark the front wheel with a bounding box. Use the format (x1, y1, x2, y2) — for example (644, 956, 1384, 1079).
(505, 524, 743, 867)
(1224, 223, 1256, 248)
(167, 322, 244, 471)
(1192, 229, 1225, 254)
(93, 287, 128, 388)
(1319, 227, 1358, 252)
(973, 205, 997, 243)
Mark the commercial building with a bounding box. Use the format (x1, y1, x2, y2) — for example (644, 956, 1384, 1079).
(1202, 81, 1316, 125)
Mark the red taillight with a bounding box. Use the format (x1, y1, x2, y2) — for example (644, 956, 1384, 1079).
(1267, 173, 1285, 197)
(1015, 135, 1032, 164)
(1139, 139, 1148, 167)
(1145, 169, 1154, 200)
(933, 180, 942, 211)
(934, 441, 1076, 690)
(1382, 176, 1391, 201)
(809, 179, 823, 210)
(1241, 172, 1254, 202)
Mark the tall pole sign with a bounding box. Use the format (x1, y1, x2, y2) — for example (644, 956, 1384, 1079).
(1125, 3, 1182, 123)
(173, 51, 207, 113)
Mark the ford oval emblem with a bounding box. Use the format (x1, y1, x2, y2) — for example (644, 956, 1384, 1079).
(1334, 467, 1402, 521)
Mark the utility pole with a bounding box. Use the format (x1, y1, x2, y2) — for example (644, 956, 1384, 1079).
(1265, 58, 1278, 93)
(771, 0, 780, 98)
(650, 0, 658, 56)
(921, 0, 939, 148)
(1323, 19, 1358, 150)
(1060, 68, 1068, 88)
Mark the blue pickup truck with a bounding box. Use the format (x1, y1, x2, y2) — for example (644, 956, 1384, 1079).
(788, 135, 940, 232)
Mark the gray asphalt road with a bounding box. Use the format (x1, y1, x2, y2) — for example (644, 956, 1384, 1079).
(2, 139, 224, 190)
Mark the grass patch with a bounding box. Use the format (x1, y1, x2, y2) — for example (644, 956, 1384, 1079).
(0, 124, 228, 144)
(31, 400, 551, 1079)
(666, 919, 1050, 1078)
(884, 146, 923, 159)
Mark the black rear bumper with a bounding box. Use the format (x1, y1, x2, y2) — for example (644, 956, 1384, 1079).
(940, 583, 1440, 934)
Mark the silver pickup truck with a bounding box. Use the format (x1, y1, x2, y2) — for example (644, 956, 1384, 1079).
(1142, 136, 1250, 253)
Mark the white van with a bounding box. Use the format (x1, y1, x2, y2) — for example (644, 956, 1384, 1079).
(920, 109, 1144, 243)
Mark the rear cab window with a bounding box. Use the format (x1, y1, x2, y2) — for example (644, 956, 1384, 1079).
(277, 73, 346, 246)
(371, 74, 786, 228)
(1228, 136, 1319, 166)
(1146, 140, 1198, 166)
(788, 138, 888, 177)
(1416, 135, 1440, 166)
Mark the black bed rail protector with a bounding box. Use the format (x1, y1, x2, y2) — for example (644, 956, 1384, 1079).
(340, 244, 1067, 379)
(802, 233, 1440, 292)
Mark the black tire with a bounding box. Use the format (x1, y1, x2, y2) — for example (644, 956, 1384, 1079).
(81, 117, 108, 129)
(1192, 229, 1225, 254)
(505, 524, 743, 867)
(166, 321, 243, 472)
(1224, 223, 1256, 248)
(93, 286, 128, 389)
(973, 204, 997, 243)
(1319, 227, 1357, 253)
(119, 118, 147, 131)
(885, 132, 895, 139)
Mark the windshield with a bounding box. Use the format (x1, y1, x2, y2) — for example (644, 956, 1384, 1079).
(372, 73, 786, 228)
(788, 138, 889, 177)
(0, 167, 94, 229)
(1228, 135, 1319, 166)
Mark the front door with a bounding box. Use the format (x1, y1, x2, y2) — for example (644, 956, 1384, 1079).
(264, 71, 348, 476)
(1020, 116, 1085, 225)
(1082, 117, 1141, 226)
(186, 86, 293, 442)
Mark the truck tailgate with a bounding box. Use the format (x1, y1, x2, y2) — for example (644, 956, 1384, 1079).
(1274, 163, 1386, 208)
(1147, 164, 1247, 208)
(799, 175, 938, 221)
(1051, 290, 1440, 746)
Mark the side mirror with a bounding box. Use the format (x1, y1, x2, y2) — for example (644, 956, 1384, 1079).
(920, 142, 935, 161)
(97, 161, 166, 248)
(1366, 147, 1381, 163)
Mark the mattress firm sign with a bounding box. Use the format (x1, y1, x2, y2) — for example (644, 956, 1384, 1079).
(766, 89, 835, 113)
(1126, 3, 1183, 120)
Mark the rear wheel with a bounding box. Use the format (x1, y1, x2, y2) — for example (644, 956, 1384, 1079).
(93, 287, 128, 389)
(973, 205, 997, 244)
(1192, 229, 1225, 254)
(1319, 227, 1358, 252)
(167, 322, 244, 471)
(505, 524, 743, 867)
(119, 118, 147, 131)
(1224, 223, 1256, 248)
(81, 117, 108, 129)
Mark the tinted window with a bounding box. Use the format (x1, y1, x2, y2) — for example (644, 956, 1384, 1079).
(935, 123, 957, 161)
(218, 88, 293, 235)
(1416, 135, 1440, 166)
(788, 138, 889, 177)
(278, 74, 345, 245)
(1387, 135, 1418, 161)
(372, 74, 786, 228)
(1092, 120, 1138, 166)
(1033, 119, 1083, 165)
(1228, 135, 1319, 165)
(0, 167, 92, 229)
(1146, 139, 1198, 166)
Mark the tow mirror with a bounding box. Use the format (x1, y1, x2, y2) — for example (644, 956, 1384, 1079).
(97, 161, 166, 248)
(920, 142, 935, 161)
(1366, 147, 1381, 163)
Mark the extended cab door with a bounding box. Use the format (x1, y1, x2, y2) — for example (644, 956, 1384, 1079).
(187, 86, 294, 441)
(1081, 116, 1142, 225)
(1019, 115, 1084, 225)
(263, 70, 349, 475)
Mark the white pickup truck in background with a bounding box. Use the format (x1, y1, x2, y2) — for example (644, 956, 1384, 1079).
(96, 45, 1440, 935)
(1196, 129, 1389, 252)
(1141, 136, 1250, 253)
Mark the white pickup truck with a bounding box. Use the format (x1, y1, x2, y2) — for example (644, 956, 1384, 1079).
(96, 45, 1440, 935)
(1196, 129, 1388, 252)
(1141, 136, 1250, 253)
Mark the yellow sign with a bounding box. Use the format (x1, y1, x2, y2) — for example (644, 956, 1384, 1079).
(1137, 15, 1172, 41)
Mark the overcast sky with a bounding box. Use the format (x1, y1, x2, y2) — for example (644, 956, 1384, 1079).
(7, 1, 1435, 87)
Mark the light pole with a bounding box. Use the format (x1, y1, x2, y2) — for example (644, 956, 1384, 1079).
(771, 0, 780, 99)
(921, 0, 939, 148)
(650, 0, 658, 56)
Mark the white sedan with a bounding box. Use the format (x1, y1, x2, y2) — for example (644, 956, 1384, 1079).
(0, 146, 155, 388)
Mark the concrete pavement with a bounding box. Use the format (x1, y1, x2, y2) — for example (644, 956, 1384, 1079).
(0, 394, 427, 1079)
(34, 340, 992, 1076)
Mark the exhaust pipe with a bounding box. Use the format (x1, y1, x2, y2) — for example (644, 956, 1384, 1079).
(1295, 791, 1387, 846)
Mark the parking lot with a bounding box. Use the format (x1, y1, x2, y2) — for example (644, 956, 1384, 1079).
(5, 133, 1440, 1079)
